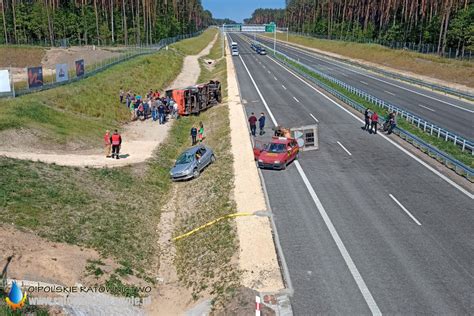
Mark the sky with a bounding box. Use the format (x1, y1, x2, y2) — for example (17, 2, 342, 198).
(202, 0, 285, 23)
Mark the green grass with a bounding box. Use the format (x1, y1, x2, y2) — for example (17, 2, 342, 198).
(264, 33, 474, 88)
(172, 28, 217, 56)
(173, 32, 240, 308)
(0, 30, 216, 149)
(277, 53, 474, 168)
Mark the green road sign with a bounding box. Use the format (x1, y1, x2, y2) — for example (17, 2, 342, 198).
(265, 22, 276, 33)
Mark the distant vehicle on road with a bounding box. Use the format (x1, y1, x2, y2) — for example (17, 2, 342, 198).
(170, 145, 216, 180)
(254, 137, 299, 170)
(258, 48, 267, 55)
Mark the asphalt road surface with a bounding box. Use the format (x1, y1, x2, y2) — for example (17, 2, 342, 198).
(229, 33, 474, 315)
(245, 33, 474, 141)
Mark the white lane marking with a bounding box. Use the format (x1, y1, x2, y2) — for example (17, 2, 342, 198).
(279, 43, 474, 114)
(389, 194, 422, 226)
(268, 70, 271, 74)
(337, 141, 352, 156)
(360, 80, 369, 85)
(310, 113, 319, 122)
(239, 53, 381, 313)
(238, 55, 278, 125)
(341, 73, 350, 77)
(282, 84, 287, 90)
(293, 96, 300, 103)
(384, 90, 395, 96)
(274, 76, 278, 81)
(295, 161, 382, 315)
(418, 104, 436, 112)
(267, 56, 474, 199)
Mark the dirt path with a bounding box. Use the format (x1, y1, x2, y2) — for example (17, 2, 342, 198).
(0, 35, 218, 168)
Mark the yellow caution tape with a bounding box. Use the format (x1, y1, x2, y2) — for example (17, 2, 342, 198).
(172, 212, 254, 241)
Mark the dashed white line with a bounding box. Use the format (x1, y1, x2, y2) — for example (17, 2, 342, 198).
(384, 90, 395, 96)
(418, 104, 436, 112)
(274, 76, 278, 80)
(310, 113, 319, 123)
(268, 70, 271, 74)
(282, 84, 287, 90)
(360, 80, 369, 85)
(389, 194, 422, 226)
(293, 96, 300, 103)
(337, 141, 352, 156)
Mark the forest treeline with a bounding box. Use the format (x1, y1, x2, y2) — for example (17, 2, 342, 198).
(245, 0, 474, 54)
(0, 0, 219, 46)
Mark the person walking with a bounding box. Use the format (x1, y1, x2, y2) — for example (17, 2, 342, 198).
(198, 122, 204, 143)
(258, 112, 266, 135)
(387, 111, 397, 135)
(119, 88, 124, 103)
(370, 111, 379, 134)
(190, 126, 197, 145)
(363, 108, 371, 131)
(110, 129, 122, 159)
(104, 130, 112, 158)
(248, 112, 257, 136)
(151, 101, 158, 121)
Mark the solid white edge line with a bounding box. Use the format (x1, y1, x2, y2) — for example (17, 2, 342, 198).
(267, 56, 474, 200)
(238, 51, 382, 315)
(273, 40, 474, 114)
(418, 104, 436, 112)
(295, 161, 382, 315)
(293, 96, 300, 103)
(310, 113, 319, 123)
(389, 194, 422, 226)
(337, 141, 352, 156)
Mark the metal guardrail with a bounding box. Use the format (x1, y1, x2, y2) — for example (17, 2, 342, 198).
(266, 32, 474, 101)
(260, 45, 473, 180)
(2, 31, 203, 98)
(257, 41, 474, 155)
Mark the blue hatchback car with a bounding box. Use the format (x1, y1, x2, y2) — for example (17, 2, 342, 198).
(170, 145, 216, 181)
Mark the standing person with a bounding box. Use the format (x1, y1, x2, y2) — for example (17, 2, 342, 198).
(126, 92, 131, 108)
(258, 112, 266, 135)
(104, 130, 112, 158)
(158, 102, 165, 124)
(248, 112, 257, 136)
(110, 130, 122, 159)
(387, 111, 397, 135)
(363, 108, 371, 131)
(151, 100, 158, 121)
(198, 122, 204, 143)
(119, 88, 124, 103)
(371, 111, 379, 134)
(190, 126, 197, 145)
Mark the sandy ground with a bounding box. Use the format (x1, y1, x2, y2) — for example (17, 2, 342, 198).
(145, 34, 218, 316)
(226, 40, 284, 293)
(270, 35, 474, 97)
(11, 46, 122, 83)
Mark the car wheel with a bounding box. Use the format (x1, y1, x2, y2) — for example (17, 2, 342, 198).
(211, 155, 216, 163)
(193, 168, 200, 179)
(281, 162, 287, 170)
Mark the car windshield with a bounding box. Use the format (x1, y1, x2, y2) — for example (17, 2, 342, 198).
(268, 143, 286, 153)
(176, 152, 195, 165)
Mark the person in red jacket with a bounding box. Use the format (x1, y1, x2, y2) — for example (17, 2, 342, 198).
(370, 111, 379, 134)
(110, 129, 122, 159)
(248, 112, 257, 136)
(104, 130, 111, 158)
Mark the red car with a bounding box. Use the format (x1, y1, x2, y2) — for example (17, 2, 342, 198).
(254, 137, 299, 170)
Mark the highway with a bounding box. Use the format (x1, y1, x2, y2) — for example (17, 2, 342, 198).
(245, 33, 474, 140)
(229, 33, 474, 314)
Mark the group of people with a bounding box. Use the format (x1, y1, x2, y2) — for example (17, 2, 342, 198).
(104, 129, 122, 159)
(190, 122, 205, 145)
(248, 112, 266, 136)
(363, 109, 397, 135)
(120, 88, 178, 124)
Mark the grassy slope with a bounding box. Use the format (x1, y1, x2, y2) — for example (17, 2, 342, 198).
(0, 45, 46, 67)
(0, 30, 217, 278)
(173, 28, 217, 55)
(172, 33, 240, 308)
(266, 33, 474, 88)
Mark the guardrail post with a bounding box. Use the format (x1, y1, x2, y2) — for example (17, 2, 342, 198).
(423, 121, 427, 131)
(445, 132, 449, 141)
(462, 140, 466, 152)
(454, 135, 457, 146)
(437, 128, 441, 138)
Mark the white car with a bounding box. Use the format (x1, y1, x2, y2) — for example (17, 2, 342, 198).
(232, 49, 239, 56)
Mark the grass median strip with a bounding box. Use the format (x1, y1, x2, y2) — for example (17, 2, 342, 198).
(276, 53, 473, 168)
